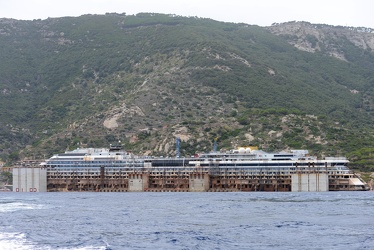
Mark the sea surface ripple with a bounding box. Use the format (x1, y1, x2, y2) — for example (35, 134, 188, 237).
(0, 192, 373, 249)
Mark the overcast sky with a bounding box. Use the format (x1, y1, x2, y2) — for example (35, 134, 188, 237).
(0, 0, 373, 28)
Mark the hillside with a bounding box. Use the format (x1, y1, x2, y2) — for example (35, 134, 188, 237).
(0, 13, 374, 170)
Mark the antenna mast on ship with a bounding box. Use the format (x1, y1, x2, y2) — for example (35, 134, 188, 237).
(214, 137, 218, 153)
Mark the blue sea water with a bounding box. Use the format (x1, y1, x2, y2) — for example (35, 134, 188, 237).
(0, 192, 373, 250)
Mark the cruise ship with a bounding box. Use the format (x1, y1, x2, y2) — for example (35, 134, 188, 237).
(25, 145, 368, 192)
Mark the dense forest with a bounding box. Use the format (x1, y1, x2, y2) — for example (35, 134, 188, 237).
(0, 13, 374, 171)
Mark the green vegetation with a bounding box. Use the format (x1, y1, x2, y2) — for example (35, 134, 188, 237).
(0, 171, 12, 185)
(0, 14, 373, 171)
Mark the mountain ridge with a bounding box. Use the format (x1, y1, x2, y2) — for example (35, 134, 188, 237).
(0, 13, 373, 171)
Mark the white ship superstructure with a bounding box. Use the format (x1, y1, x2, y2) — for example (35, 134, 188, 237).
(14, 145, 369, 192)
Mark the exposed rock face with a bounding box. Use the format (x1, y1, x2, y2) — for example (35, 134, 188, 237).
(268, 21, 374, 61)
(103, 104, 145, 129)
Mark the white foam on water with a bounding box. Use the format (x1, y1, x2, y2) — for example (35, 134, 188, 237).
(0, 232, 43, 250)
(0, 202, 45, 213)
(57, 246, 109, 250)
(0, 232, 108, 250)
(65, 247, 109, 250)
